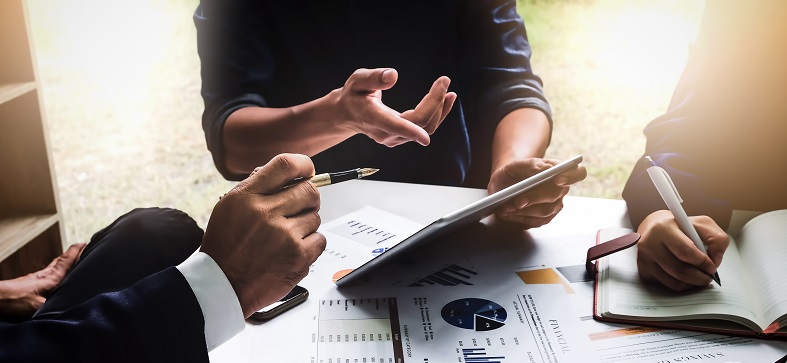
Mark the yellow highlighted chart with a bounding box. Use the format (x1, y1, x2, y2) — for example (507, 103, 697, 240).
(587, 326, 663, 341)
(515, 268, 575, 294)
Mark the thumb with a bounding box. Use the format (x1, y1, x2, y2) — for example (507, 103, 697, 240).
(693, 218, 730, 267)
(346, 68, 398, 93)
(499, 159, 552, 182)
(48, 243, 87, 274)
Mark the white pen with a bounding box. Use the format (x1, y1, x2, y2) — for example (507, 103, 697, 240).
(645, 156, 721, 286)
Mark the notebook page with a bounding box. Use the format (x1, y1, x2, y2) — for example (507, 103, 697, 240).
(604, 240, 764, 331)
(737, 210, 787, 326)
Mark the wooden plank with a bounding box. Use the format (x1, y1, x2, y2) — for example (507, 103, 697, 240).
(0, 221, 62, 280)
(0, 81, 35, 106)
(0, 214, 58, 262)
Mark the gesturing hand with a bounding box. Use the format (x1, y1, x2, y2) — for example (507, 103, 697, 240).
(0, 242, 86, 321)
(334, 68, 456, 148)
(488, 158, 587, 229)
(636, 210, 729, 291)
(201, 153, 326, 317)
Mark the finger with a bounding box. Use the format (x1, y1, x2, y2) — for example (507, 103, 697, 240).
(47, 243, 87, 273)
(400, 100, 442, 135)
(347, 68, 398, 93)
(554, 165, 588, 186)
(692, 216, 730, 267)
(499, 183, 568, 215)
(366, 100, 431, 145)
(661, 231, 719, 276)
(268, 180, 321, 217)
(423, 93, 449, 135)
(502, 159, 552, 182)
(241, 154, 315, 195)
(503, 199, 564, 220)
(302, 232, 328, 262)
(438, 91, 457, 124)
(379, 136, 412, 148)
(655, 235, 717, 284)
(404, 90, 457, 135)
(497, 213, 555, 229)
(638, 257, 696, 291)
(286, 210, 322, 239)
(408, 77, 450, 128)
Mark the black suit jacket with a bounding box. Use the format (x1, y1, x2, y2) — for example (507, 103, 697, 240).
(0, 267, 208, 363)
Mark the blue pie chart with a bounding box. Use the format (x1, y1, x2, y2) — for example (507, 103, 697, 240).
(441, 298, 507, 331)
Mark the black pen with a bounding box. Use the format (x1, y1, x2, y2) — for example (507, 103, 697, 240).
(283, 168, 379, 188)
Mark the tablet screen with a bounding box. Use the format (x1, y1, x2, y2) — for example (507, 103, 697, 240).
(335, 155, 583, 286)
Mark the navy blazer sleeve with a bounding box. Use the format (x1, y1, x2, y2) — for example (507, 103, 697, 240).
(0, 267, 209, 363)
(621, 38, 735, 229)
(621, 2, 787, 230)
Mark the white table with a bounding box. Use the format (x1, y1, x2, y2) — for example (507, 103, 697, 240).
(209, 180, 787, 362)
(210, 180, 630, 362)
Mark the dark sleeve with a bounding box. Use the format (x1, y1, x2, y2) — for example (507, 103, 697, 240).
(459, 0, 552, 141)
(194, 0, 271, 180)
(0, 267, 209, 363)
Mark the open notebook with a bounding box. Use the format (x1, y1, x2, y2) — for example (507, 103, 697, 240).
(593, 210, 787, 339)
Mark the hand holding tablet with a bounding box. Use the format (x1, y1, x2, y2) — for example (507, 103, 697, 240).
(489, 157, 588, 228)
(335, 155, 584, 287)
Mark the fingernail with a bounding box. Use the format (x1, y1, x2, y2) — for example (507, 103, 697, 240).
(382, 69, 395, 83)
(518, 198, 530, 209)
(555, 176, 568, 186)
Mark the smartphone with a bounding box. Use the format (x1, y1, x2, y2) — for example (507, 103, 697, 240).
(248, 285, 309, 321)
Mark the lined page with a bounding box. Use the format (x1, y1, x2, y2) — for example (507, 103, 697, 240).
(603, 240, 764, 331)
(737, 210, 787, 326)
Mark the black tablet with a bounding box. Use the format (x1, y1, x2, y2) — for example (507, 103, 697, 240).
(335, 155, 583, 287)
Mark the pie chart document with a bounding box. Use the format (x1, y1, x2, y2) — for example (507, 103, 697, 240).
(317, 282, 589, 363)
(441, 298, 508, 332)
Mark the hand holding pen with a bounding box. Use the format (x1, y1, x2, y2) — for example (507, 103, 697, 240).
(635, 156, 730, 291)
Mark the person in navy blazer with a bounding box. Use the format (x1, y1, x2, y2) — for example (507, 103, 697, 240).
(622, 2, 787, 291)
(0, 153, 326, 362)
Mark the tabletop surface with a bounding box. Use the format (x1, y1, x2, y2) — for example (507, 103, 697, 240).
(207, 180, 787, 362)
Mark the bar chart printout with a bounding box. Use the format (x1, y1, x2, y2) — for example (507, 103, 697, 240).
(463, 347, 505, 363)
(325, 207, 425, 250)
(317, 298, 404, 363)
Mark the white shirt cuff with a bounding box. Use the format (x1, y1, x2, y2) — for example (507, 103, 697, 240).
(176, 252, 245, 351)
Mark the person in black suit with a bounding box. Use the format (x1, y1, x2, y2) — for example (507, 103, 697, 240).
(0, 153, 326, 362)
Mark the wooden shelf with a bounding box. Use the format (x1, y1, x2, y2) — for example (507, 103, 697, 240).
(0, 81, 35, 106)
(0, 214, 58, 263)
(0, 0, 64, 278)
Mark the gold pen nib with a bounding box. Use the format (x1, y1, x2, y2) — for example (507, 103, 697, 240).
(358, 168, 379, 178)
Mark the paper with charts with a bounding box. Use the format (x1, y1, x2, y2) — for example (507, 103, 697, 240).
(309, 207, 787, 363)
(316, 283, 589, 363)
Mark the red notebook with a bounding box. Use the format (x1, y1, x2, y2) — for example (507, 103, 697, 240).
(590, 214, 787, 340)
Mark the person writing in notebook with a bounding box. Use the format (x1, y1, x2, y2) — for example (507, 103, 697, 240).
(194, 0, 587, 229)
(622, 2, 787, 291)
(0, 154, 326, 362)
